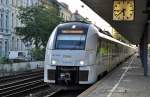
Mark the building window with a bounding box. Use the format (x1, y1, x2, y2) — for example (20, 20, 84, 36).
(12, 13, 13, 28)
(0, 41, 2, 56)
(0, 13, 4, 32)
(31, 0, 34, 6)
(1, 0, 3, 5)
(12, 0, 14, 6)
(0, 14, 2, 31)
(12, 0, 16, 6)
(12, 37, 14, 50)
(6, 0, 8, 5)
(16, 0, 18, 7)
(6, 14, 9, 32)
(5, 40, 8, 56)
(21, 40, 23, 50)
(27, 0, 29, 6)
(17, 39, 19, 50)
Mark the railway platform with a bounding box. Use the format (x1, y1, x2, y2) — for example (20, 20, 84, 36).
(78, 55, 150, 97)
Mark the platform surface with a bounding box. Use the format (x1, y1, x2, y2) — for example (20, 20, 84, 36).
(78, 55, 150, 97)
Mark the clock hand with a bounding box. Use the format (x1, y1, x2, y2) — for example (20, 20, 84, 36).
(122, 8, 125, 16)
(115, 9, 123, 17)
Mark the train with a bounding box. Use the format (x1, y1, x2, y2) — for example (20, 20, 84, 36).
(44, 21, 135, 85)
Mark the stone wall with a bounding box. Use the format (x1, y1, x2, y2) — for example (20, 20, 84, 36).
(0, 61, 44, 76)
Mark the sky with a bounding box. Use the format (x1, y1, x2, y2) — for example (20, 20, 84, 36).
(57, 0, 113, 33)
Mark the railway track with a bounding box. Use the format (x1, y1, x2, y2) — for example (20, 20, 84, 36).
(0, 68, 49, 97)
(24, 84, 90, 97)
(0, 69, 89, 97)
(40, 85, 90, 97)
(0, 69, 43, 83)
(45, 89, 85, 97)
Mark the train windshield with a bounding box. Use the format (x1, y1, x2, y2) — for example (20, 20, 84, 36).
(55, 34, 86, 50)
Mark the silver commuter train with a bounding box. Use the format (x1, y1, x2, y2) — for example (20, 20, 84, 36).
(44, 22, 135, 84)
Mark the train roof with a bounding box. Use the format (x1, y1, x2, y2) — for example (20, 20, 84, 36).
(59, 21, 90, 28)
(93, 25, 134, 48)
(90, 24, 134, 48)
(58, 22, 135, 48)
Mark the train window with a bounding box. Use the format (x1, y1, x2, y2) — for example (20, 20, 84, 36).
(96, 39, 101, 54)
(55, 34, 86, 50)
(108, 42, 112, 56)
(100, 40, 108, 56)
(112, 43, 119, 58)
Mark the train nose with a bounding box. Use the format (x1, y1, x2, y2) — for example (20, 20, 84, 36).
(50, 50, 86, 66)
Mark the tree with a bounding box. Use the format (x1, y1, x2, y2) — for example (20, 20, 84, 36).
(16, 4, 63, 48)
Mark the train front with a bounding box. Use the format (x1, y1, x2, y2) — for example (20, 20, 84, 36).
(44, 22, 95, 85)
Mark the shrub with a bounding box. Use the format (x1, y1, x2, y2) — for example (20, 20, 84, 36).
(31, 48, 45, 61)
(0, 57, 12, 64)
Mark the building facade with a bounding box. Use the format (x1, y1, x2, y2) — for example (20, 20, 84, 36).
(0, 0, 42, 57)
(0, 0, 12, 57)
(48, 0, 72, 22)
(59, 2, 72, 21)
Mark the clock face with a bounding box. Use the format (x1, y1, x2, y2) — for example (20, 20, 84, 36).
(113, 1, 123, 21)
(124, 1, 134, 20)
(113, 0, 134, 21)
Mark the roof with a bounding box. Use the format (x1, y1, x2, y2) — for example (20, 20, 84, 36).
(81, 0, 148, 45)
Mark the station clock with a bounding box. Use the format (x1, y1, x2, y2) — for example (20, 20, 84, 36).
(113, 0, 134, 21)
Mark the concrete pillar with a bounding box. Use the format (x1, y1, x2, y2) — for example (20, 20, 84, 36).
(140, 22, 148, 76)
(139, 0, 150, 76)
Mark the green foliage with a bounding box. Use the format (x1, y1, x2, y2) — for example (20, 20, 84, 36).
(16, 4, 63, 48)
(31, 48, 45, 61)
(0, 57, 12, 64)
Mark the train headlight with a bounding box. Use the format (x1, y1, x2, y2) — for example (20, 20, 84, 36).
(51, 60, 56, 65)
(80, 60, 84, 65)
